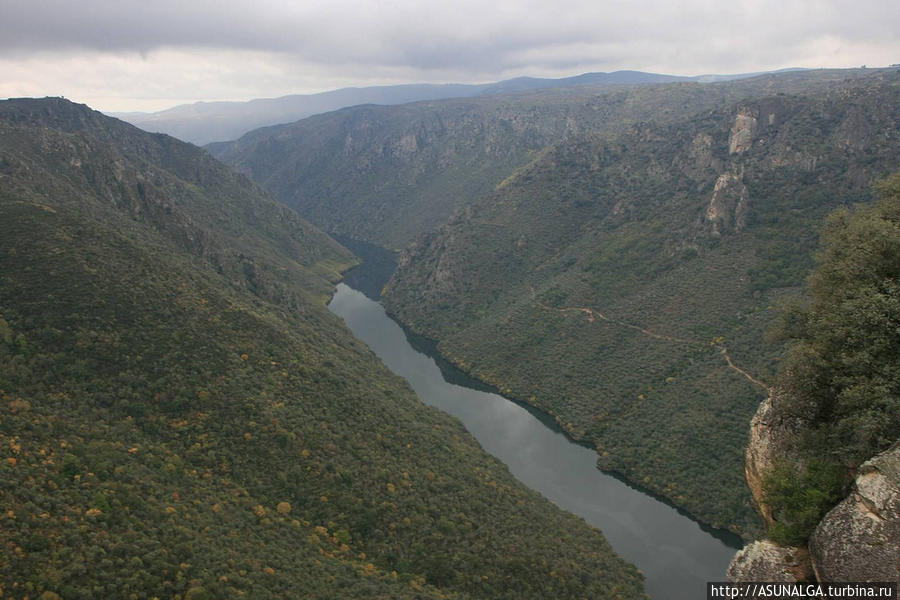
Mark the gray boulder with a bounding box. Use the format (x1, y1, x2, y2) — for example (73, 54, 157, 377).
(809, 444, 900, 582)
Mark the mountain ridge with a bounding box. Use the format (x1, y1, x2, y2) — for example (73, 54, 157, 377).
(114, 68, 806, 145)
(209, 67, 894, 250)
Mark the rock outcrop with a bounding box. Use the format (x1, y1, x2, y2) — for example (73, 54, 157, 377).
(689, 132, 716, 170)
(706, 171, 750, 234)
(729, 392, 813, 583)
(732, 391, 900, 586)
(809, 444, 900, 582)
(744, 391, 804, 526)
(729, 108, 758, 154)
(728, 540, 814, 582)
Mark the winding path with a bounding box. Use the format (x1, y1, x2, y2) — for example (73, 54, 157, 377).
(536, 298, 770, 393)
(718, 346, 770, 391)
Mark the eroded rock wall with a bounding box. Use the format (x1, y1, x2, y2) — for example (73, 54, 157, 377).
(809, 445, 900, 582)
(732, 391, 899, 585)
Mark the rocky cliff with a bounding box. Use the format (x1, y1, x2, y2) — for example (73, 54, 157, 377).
(729, 391, 815, 583)
(743, 392, 804, 526)
(731, 393, 900, 583)
(809, 445, 900, 582)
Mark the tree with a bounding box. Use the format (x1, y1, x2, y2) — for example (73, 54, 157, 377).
(765, 172, 900, 543)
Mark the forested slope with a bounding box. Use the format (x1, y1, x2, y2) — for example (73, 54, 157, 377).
(762, 173, 900, 546)
(383, 71, 900, 536)
(0, 99, 647, 599)
(209, 68, 890, 249)
(729, 174, 900, 583)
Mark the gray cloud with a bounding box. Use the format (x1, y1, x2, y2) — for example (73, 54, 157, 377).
(1, 0, 898, 111)
(4, 0, 895, 66)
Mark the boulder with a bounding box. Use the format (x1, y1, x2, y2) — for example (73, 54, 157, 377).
(809, 444, 900, 582)
(728, 540, 814, 582)
(744, 391, 804, 527)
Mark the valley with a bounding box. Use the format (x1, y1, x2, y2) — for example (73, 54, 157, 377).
(328, 274, 741, 600)
(214, 67, 900, 538)
(4, 0, 900, 591)
(0, 98, 647, 599)
(3, 63, 898, 599)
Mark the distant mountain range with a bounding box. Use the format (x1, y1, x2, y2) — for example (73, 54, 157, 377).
(111, 69, 807, 145)
(208, 67, 863, 250)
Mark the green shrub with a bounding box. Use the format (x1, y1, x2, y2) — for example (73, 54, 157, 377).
(765, 172, 900, 544)
(763, 459, 849, 545)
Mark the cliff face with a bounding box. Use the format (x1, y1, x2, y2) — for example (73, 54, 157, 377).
(731, 392, 900, 583)
(730, 392, 814, 582)
(705, 171, 750, 235)
(743, 392, 804, 526)
(729, 108, 758, 154)
(809, 445, 900, 582)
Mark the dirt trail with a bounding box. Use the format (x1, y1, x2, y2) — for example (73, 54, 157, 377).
(536, 300, 770, 393)
(719, 346, 770, 391)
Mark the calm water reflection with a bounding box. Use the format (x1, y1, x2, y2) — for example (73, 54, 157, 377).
(329, 282, 740, 600)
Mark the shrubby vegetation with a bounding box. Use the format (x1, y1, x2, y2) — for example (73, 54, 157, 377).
(0, 99, 647, 599)
(383, 71, 900, 536)
(210, 67, 891, 249)
(763, 173, 900, 545)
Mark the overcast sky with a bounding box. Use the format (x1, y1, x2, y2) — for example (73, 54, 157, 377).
(2, 0, 899, 112)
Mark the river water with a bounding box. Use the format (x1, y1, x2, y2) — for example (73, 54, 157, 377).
(329, 281, 741, 600)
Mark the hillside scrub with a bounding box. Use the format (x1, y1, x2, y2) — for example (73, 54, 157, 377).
(763, 172, 900, 545)
(0, 98, 647, 600)
(383, 72, 900, 536)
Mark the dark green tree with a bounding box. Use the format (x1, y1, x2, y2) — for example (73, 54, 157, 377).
(765, 172, 900, 544)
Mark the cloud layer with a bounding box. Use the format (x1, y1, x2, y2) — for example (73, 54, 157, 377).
(2, 0, 898, 111)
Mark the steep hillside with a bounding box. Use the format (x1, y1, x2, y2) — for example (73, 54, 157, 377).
(761, 174, 900, 546)
(210, 68, 889, 249)
(0, 99, 647, 599)
(730, 175, 900, 582)
(383, 71, 900, 536)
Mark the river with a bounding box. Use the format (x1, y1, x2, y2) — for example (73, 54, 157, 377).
(329, 272, 741, 600)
